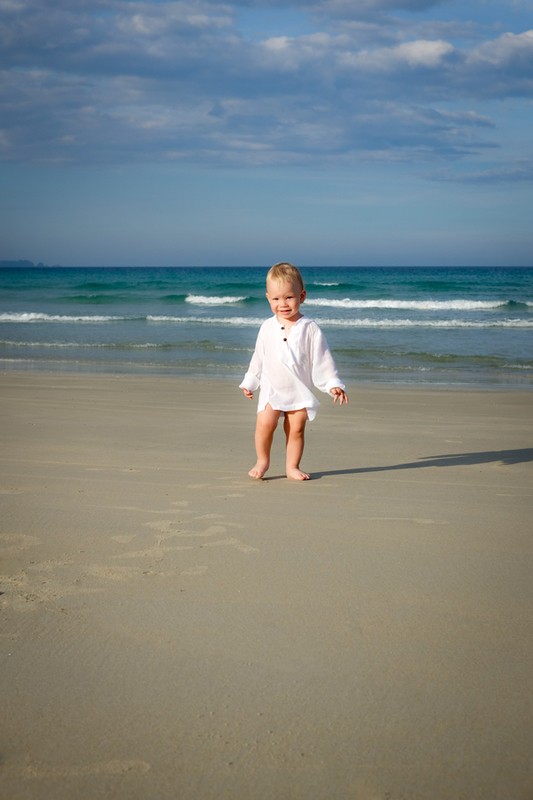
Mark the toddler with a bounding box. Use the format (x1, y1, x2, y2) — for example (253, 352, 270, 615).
(240, 262, 348, 480)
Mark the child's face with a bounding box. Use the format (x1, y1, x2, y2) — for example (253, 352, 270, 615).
(266, 279, 306, 323)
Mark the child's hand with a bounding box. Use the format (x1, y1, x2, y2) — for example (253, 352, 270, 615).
(331, 387, 348, 405)
(242, 388, 254, 400)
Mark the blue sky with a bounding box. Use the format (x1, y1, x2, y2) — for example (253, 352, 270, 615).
(1, 0, 532, 266)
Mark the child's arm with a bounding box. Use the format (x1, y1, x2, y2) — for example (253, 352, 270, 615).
(239, 327, 264, 399)
(309, 324, 347, 403)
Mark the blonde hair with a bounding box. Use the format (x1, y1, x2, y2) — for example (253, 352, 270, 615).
(266, 262, 305, 292)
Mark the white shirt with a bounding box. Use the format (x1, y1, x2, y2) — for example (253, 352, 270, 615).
(239, 315, 345, 421)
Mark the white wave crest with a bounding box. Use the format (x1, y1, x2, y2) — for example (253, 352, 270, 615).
(0, 312, 123, 323)
(185, 294, 246, 305)
(0, 339, 166, 349)
(147, 315, 263, 326)
(3, 312, 531, 330)
(320, 317, 533, 328)
(148, 315, 533, 329)
(305, 298, 509, 311)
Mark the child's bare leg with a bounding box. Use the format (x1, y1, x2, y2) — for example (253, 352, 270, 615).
(283, 409, 310, 480)
(249, 404, 280, 479)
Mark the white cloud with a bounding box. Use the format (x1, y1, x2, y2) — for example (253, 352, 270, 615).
(394, 39, 454, 67)
(263, 34, 291, 50)
(340, 38, 454, 70)
(468, 29, 533, 65)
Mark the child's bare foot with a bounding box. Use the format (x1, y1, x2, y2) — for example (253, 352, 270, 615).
(248, 461, 269, 479)
(286, 467, 310, 480)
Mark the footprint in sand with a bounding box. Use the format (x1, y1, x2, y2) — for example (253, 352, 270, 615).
(144, 520, 229, 537)
(84, 564, 141, 582)
(0, 533, 40, 555)
(180, 565, 209, 576)
(359, 516, 449, 525)
(18, 759, 151, 778)
(111, 544, 193, 560)
(202, 538, 259, 554)
(1, 562, 103, 612)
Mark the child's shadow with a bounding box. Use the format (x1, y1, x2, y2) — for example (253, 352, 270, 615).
(311, 447, 533, 479)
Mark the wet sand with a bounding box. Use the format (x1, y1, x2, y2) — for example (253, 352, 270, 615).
(1, 372, 532, 799)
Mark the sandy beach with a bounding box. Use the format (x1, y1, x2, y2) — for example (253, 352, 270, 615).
(1, 371, 532, 800)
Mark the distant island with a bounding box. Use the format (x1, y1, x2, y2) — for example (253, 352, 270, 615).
(0, 260, 55, 268)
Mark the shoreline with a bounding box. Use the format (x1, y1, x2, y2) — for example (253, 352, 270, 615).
(2, 371, 532, 799)
(2, 363, 533, 391)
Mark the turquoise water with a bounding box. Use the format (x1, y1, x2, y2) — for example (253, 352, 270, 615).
(1, 266, 532, 386)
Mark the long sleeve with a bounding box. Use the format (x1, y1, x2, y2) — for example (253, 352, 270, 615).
(239, 328, 263, 392)
(309, 324, 345, 395)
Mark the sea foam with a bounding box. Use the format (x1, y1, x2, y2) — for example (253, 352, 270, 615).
(0, 312, 124, 323)
(305, 298, 518, 311)
(185, 294, 247, 305)
(3, 311, 531, 329)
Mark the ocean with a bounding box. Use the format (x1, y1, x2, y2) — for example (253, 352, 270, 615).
(1, 266, 532, 387)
